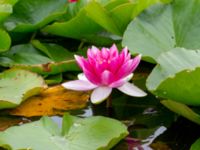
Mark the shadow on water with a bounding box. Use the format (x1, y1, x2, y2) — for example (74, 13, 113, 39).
(51, 89, 200, 150)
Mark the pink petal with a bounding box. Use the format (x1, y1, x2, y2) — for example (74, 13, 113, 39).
(117, 82, 147, 97)
(74, 55, 90, 71)
(121, 47, 128, 56)
(116, 55, 141, 79)
(75, 55, 101, 84)
(90, 46, 100, 57)
(109, 73, 133, 88)
(84, 69, 101, 85)
(62, 80, 97, 91)
(108, 57, 121, 73)
(69, 0, 77, 3)
(91, 86, 112, 104)
(101, 48, 109, 59)
(115, 60, 134, 79)
(121, 47, 131, 62)
(110, 44, 118, 57)
(131, 54, 142, 71)
(101, 70, 114, 85)
(87, 53, 96, 65)
(87, 47, 99, 58)
(109, 79, 125, 88)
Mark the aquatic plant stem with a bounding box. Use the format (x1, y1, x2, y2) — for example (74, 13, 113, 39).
(106, 95, 114, 117)
(106, 95, 112, 108)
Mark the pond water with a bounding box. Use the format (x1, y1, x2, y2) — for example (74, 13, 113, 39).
(51, 91, 200, 150)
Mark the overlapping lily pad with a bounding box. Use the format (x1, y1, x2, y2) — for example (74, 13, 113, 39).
(191, 138, 200, 150)
(9, 86, 89, 117)
(0, 114, 128, 150)
(0, 69, 47, 109)
(3, 0, 67, 32)
(0, 0, 18, 23)
(146, 48, 200, 105)
(0, 42, 79, 75)
(122, 0, 200, 63)
(0, 29, 11, 52)
(43, 0, 166, 43)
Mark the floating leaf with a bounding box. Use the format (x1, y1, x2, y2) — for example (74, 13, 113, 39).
(0, 69, 47, 109)
(84, 1, 121, 35)
(43, 3, 103, 40)
(44, 0, 168, 40)
(43, 0, 134, 42)
(0, 114, 128, 150)
(109, 2, 135, 33)
(122, 0, 200, 62)
(191, 138, 200, 150)
(0, 0, 18, 23)
(1, 43, 51, 66)
(0, 43, 79, 75)
(146, 48, 200, 105)
(31, 40, 74, 62)
(45, 73, 63, 85)
(0, 116, 27, 131)
(161, 100, 200, 125)
(9, 86, 89, 117)
(110, 0, 171, 33)
(0, 29, 11, 52)
(4, 0, 67, 32)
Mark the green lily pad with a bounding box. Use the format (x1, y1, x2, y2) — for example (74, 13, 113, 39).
(191, 138, 200, 150)
(122, 0, 200, 63)
(0, 43, 79, 75)
(146, 48, 200, 105)
(0, 114, 128, 150)
(110, 0, 171, 34)
(45, 73, 62, 85)
(0, 0, 18, 23)
(0, 29, 11, 52)
(84, 1, 122, 36)
(1, 43, 52, 65)
(4, 0, 67, 32)
(0, 69, 47, 109)
(161, 100, 200, 125)
(31, 40, 74, 62)
(43, 0, 167, 40)
(42, 2, 104, 40)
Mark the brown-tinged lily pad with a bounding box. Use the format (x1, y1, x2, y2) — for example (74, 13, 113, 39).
(9, 85, 89, 117)
(0, 117, 28, 131)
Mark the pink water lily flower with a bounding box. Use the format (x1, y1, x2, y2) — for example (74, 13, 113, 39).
(62, 44, 147, 104)
(68, 0, 77, 3)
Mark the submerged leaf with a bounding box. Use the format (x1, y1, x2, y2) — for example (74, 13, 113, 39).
(9, 86, 89, 117)
(0, 114, 128, 150)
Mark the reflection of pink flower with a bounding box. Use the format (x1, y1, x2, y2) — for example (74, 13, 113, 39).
(68, 0, 77, 3)
(62, 44, 146, 104)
